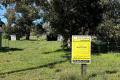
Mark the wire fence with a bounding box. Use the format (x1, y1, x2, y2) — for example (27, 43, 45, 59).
(92, 41, 120, 53)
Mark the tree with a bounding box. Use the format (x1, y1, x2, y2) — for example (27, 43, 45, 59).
(97, 0, 120, 42)
(2, 0, 47, 40)
(15, 2, 38, 40)
(47, 0, 103, 48)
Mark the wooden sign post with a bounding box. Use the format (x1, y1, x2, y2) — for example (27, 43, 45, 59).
(72, 35, 91, 80)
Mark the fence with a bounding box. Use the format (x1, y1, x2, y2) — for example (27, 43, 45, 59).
(92, 41, 120, 53)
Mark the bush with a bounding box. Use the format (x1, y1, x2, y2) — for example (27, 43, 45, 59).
(92, 40, 108, 53)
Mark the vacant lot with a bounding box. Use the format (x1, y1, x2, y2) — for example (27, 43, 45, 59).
(0, 37, 120, 80)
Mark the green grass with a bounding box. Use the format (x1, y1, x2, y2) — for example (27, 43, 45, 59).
(0, 36, 119, 80)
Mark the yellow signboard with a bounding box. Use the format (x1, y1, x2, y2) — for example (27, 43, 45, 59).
(72, 35, 91, 64)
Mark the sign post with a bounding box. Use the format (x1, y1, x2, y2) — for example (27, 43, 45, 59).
(72, 35, 91, 80)
(81, 64, 87, 80)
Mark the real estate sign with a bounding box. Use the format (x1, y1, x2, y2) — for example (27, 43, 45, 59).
(72, 35, 91, 64)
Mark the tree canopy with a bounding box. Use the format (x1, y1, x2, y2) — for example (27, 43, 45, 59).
(97, 0, 120, 42)
(46, 0, 103, 47)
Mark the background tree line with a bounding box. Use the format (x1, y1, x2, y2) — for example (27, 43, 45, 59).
(1, 0, 120, 52)
(46, 0, 120, 51)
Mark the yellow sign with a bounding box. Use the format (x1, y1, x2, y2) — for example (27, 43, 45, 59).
(72, 35, 91, 64)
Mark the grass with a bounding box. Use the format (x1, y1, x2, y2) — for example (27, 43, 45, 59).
(0, 36, 119, 80)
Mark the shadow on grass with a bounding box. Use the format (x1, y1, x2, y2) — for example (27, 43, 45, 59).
(62, 52, 71, 61)
(43, 48, 71, 61)
(0, 60, 67, 75)
(42, 49, 64, 54)
(28, 39, 39, 41)
(20, 39, 38, 41)
(0, 47, 23, 52)
(43, 48, 71, 54)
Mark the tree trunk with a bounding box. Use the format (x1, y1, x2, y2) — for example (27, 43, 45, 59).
(26, 27, 30, 40)
(26, 32, 30, 40)
(62, 35, 70, 49)
(16, 34, 20, 40)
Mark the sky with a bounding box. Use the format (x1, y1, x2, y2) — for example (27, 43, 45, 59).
(0, 2, 45, 26)
(0, 4, 8, 25)
(33, 17, 44, 26)
(0, 3, 17, 26)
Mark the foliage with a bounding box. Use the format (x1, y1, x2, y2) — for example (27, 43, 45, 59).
(95, 0, 120, 51)
(45, 0, 120, 49)
(2, 0, 46, 40)
(97, 0, 120, 42)
(46, 0, 103, 48)
(15, 2, 39, 40)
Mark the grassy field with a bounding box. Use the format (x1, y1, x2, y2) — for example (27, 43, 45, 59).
(0, 36, 120, 80)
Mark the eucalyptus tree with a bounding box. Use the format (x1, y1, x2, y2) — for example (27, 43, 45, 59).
(46, 0, 103, 48)
(97, 0, 120, 42)
(2, 0, 46, 40)
(15, 2, 38, 40)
